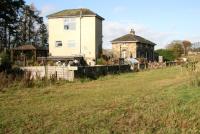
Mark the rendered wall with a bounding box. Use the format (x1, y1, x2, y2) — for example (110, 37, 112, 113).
(48, 16, 102, 60)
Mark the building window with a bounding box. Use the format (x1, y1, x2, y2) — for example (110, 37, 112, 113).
(68, 40, 76, 48)
(64, 18, 76, 30)
(55, 41, 62, 47)
(122, 50, 127, 58)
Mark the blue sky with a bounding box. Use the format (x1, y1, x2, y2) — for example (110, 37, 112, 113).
(26, 0, 200, 49)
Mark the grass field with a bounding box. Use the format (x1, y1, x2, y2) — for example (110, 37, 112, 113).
(1, 67, 200, 133)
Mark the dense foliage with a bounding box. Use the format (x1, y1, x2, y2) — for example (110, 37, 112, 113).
(155, 49, 175, 61)
(167, 40, 184, 58)
(0, 52, 11, 71)
(0, 0, 48, 50)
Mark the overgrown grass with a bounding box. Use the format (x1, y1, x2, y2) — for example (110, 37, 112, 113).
(1, 67, 200, 133)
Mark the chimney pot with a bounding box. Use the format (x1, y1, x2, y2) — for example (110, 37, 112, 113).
(130, 29, 135, 35)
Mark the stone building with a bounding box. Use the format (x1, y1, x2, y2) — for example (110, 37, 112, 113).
(111, 29, 156, 61)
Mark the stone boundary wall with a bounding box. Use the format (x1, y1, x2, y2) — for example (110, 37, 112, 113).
(21, 66, 77, 81)
(147, 62, 167, 69)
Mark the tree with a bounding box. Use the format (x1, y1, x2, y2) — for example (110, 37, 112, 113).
(38, 23, 48, 46)
(182, 40, 192, 56)
(155, 49, 175, 61)
(167, 41, 184, 58)
(0, 0, 25, 50)
(0, 1, 47, 51)
(15, 4, 42, 45)
(0, 52, 11, 71)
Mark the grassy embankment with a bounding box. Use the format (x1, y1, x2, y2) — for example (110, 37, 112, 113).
(1, 66, 200, 133)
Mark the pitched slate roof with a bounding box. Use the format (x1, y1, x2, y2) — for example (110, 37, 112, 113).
(111, 33, 156, 46)
(47, 8, 104, 20)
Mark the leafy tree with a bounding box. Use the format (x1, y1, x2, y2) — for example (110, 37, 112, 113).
(155, 49, 175, 61)
(167, 41, 184, 58)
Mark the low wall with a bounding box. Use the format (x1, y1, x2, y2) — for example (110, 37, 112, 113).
(21, 66, 77, 81)
(147, 62, 167, 69)
(75, 65, 131, 79)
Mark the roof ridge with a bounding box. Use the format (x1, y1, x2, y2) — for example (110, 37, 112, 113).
(135, 35, 156, 45)
(111, 33, 156, 45)
(111, 34, 136, 42)
(47, 8, 104, 20)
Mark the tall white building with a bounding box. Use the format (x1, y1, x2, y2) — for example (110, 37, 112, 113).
(47, 8, 104, 64)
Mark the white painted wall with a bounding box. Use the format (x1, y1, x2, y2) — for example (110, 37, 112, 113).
(48, 16, 103, 61)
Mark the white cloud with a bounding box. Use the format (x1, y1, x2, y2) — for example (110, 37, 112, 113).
(40, 4, 57, 18)
(103, 21, 179, 49)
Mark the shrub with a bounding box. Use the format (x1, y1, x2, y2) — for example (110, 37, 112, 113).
(0, 52, 11, 72)
(0, 72, 11, 90)
(50, 73, 57, 83)
(96, 57, 107, 65)
(21, 71, 34, 88)
(155, 49, 175, 61)
(0, 67, 24, 91)
(166, 41, 184, 58)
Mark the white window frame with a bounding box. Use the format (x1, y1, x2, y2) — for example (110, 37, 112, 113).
(64, 18, 76, 30)
(55, 41, 62, 47)
(67, 40, 76, 48)
(122, 50, 126, 58)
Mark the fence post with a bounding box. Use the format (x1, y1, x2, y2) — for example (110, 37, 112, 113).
(45, 64, 48, 79)
(63, 67, 64, 79)
(83, 67, 86, 78)
(119, 65, 120, 73)
(55, 71, 57, 80)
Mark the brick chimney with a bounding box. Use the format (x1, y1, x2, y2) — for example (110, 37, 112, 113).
(130, 29, 135, 35)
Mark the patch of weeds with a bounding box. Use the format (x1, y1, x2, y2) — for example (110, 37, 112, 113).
(79, 78, 92, 83)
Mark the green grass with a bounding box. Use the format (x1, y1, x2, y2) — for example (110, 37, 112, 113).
(1, 67, 200, 133)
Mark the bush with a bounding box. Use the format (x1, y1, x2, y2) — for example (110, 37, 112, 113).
(0, 67, 24, 91)
(0, 73, 12, 90)
(96, 57, 107, 65)
(0, 52, 11, 72)
(166, 41, 184, 59)
(155, 49, 175, 61)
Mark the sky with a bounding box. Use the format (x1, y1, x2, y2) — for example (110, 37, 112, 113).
(25, 0, 200, 49)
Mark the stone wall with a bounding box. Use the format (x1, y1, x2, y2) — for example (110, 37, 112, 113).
(112, 42, 155, 61)
(147, 62, 167, 69)
(112, 42, 137, 59)
(21, 66, 77, 81)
